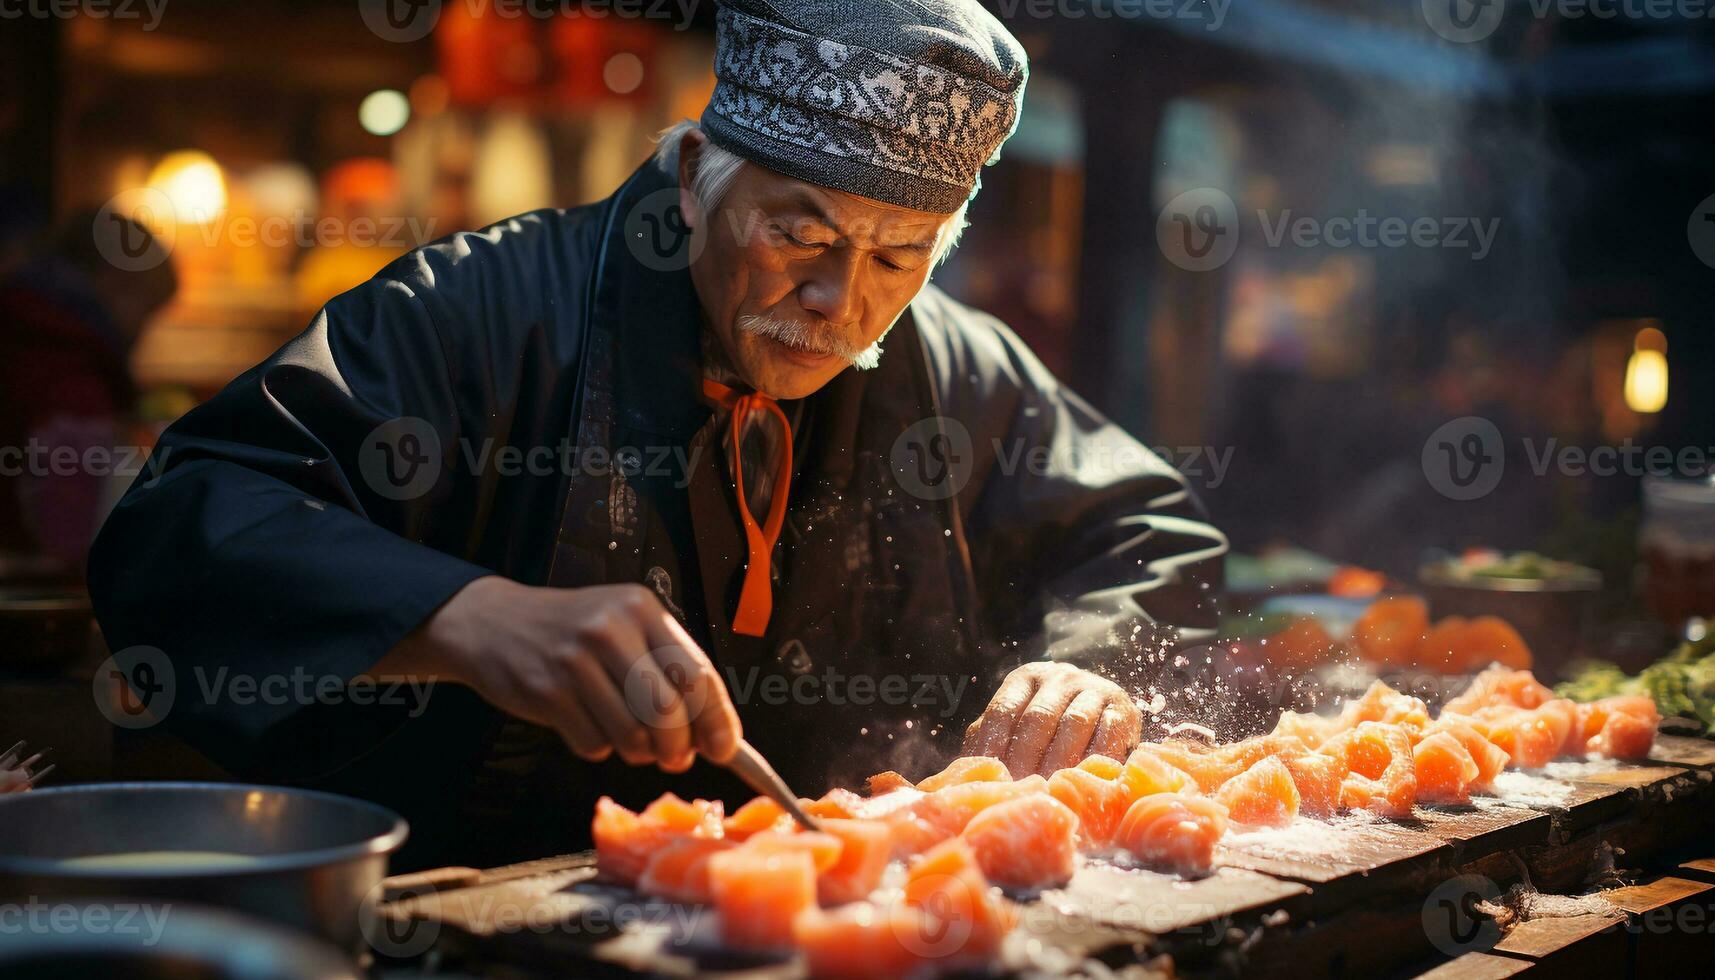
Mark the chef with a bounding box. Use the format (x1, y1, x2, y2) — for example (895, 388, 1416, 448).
(88, 0, 1226, 868)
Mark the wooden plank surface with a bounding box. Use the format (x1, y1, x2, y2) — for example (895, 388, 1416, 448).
(1040, 864, 1309, 937)
(379, 738, 1715, 978)
(1648, 734, 1715, 769)
(1410, 804, 1552, 854)
(1492, 911, 1623, 959)
(1214, 817, 1448, 886)
(1406, 950, 1533, 980)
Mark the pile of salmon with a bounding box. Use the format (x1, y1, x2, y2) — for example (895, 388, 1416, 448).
(592, 665, 1659, 977)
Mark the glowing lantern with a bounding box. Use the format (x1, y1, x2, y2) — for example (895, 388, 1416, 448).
(1624, 325, 1668, 415)
(147, 150, 227, 225)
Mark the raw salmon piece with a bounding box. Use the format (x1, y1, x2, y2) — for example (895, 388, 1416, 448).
(591, 795, 722, 885)
(1210, 734, 1311, 769)
(708, 848, 817, 949)
(640, 793, 725, 835)
(867, 770, 915, 795)
(1282, 752, 1347, 818)
(1413, 731, 1481, 804)
(1267, 615, 1338, 669)
(1213, 756, 1300, 827)
(816, 818, 893, 906)
(961, 794, 1080, 890)
(913, 775, 1047, 836)
(793, 904, 933, 979)
(846, 786, 926, 821)
(883, 810, 955, 860)
(1323, 726, 1391, 780)
(1444, 665, 1553, 714)
(1339, 681, 1430, 732)
(916, 756, 1011, 792)
(637, 836, 737, 905)
(1416, 616, 1470, 673)
(1128, 743, 1228, 794)
(1272, 709, 1341, 749)
(724, 797, 791, 841)
(592, 797, 661, 885)
(1048, 767, 1133, 848)
(1425, 719, 1509, 788)
(1454, 617, 1533, 671)
(804, 789, 865, 820)
(903, 839, 1017, 957)
(1330, 724, 1416, 817)
(1118, 751, 1200, 800)
(1482, 709, 1559, 769)
(1589, 709, 1656, 760)
(1114, 792, 1228, 876)
(1533, 699, 1578, 754)
(1352, 596, 1430, 667)
(742, 830, 844, 873)
(1568, 696, 1659, 757)
(1076, 754, 1127, 780)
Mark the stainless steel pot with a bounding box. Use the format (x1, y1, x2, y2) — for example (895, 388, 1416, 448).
(0, 782, 407, 953)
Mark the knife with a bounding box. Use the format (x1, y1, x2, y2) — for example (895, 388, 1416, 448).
(721, 739, 823, 832)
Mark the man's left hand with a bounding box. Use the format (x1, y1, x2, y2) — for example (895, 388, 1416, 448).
(962, 662, 1142, 778)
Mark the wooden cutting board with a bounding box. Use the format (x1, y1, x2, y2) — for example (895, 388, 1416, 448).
(381, 748, 1715, 978)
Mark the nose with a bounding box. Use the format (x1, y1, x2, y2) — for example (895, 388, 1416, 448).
(796, 248, 863, 327)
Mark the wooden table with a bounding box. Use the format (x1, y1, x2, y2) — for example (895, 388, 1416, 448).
(380, 734, 1715, 977)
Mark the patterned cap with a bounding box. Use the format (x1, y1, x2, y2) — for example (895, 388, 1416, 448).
(702, 0, 1028, 214)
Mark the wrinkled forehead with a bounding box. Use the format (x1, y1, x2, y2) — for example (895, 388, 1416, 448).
(737, 166, 954, 250)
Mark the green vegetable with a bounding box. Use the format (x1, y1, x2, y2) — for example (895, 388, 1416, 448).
(1558, 640, 1715, 728)
(1555, 660, 1630, 702)
(1638, 662, 1697, 720)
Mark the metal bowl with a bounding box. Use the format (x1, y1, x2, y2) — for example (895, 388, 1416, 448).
(1418, 563, 1604, 677)
(0, 782, 407, 952)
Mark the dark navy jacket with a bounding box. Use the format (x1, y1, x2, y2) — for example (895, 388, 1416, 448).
(88, 159, 1226, 868)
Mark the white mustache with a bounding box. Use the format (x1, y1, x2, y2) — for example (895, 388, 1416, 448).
(737, 313, 884, 371)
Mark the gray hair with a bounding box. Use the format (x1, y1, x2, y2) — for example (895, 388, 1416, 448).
(652, 120, 968, 266)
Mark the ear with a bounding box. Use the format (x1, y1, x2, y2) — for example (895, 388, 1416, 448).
(676, 126, 710, 229)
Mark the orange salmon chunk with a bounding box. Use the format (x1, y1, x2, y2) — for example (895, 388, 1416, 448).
(708, 848, 817, 949)
(816, 818, 893, 906)
(1214, 756, 1301, 827)
(961, 793, 1080, 890)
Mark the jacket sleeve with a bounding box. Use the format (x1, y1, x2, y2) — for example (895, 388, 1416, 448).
(914, 287, 1228, 673)
(87, 212, 584, 777)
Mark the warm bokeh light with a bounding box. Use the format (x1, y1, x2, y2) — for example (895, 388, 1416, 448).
(1624, 326, 1669, 414)
(359, 89, 411, 137)
(146, 150, 227, 225)
(603, 52, 645, 95)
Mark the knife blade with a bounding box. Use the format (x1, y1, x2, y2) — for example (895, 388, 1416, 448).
(721, 739, 823, 832)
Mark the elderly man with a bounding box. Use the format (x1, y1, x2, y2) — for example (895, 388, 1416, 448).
(89, 0, 1224, 867)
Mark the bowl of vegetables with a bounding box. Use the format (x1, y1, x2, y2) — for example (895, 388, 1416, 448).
(1419, 550, 1602, 674)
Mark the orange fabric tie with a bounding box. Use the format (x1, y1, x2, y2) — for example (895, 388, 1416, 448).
(702, 379, 793, 637)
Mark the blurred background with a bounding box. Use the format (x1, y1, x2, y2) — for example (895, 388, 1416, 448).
(2, 0, 1714, 773)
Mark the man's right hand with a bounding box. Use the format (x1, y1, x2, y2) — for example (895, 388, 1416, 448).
(375, 576, 742, 773)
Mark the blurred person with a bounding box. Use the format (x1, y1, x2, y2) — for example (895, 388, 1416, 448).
(88, 0, 1224, 867)
(0, 210, 175, 580)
